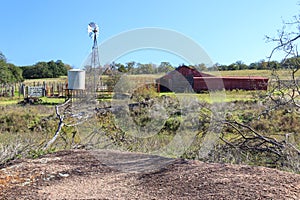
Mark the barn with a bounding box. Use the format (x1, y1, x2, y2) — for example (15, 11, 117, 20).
(156, 65, 269, 92)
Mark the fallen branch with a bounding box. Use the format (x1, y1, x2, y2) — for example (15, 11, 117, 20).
(43, 99, 71, 150)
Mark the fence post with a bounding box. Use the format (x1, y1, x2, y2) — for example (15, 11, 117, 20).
(43, 81, 46, 97)
(51, 84, 54, 96)
(6, 85, 9, 97)
(11, 86, 15, 97)
(24, 84, 26, 97)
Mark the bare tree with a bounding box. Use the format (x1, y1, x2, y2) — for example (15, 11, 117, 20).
(200, 14, 300, 172)
(266, 15, 300, 111)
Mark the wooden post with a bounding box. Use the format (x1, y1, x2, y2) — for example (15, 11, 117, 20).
(22, 84, 26, 97)
(51, 84, 54, 96)
(18, 83, 21, 98)
(43, 81, 46, 97)
(15, 83, 17, 96)
(11, 86, 15, 97)
(59, 83, 61, 96)
(25, 85, 28, 98)
(6, 85, 9, 97)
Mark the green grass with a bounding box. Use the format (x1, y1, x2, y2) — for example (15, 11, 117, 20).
(40, 97, 65, 103)
(39, 97, 66, 105)
(161, 90, 263, 103)
(0, 96, 65, 106)
(0, 97, 22, 105)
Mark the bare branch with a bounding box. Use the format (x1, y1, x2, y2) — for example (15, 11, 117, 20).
(43, 100, 69, 150)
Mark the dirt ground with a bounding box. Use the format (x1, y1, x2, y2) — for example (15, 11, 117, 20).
(0, 149, 299, 199)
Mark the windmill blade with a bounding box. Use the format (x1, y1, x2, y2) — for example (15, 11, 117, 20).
(88, 26, 93, 33)
(88, 22, 99, 38)
(88, 22, 97, 29)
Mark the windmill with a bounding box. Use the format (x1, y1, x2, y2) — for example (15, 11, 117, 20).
(87, 22, 100, 96)
(44, 22, 102, 150)
(88, 22, 99, 49)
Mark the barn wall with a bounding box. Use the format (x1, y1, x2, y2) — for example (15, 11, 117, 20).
(156, 70, 194, 92)
(156, 66, 269, 93)
(193, 77, 269, 92)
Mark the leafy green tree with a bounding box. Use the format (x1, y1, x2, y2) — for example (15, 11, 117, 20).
(136, 63, 156, 74)
(227, 63, 239, 70)
(22, 60, 69, 79)
(249, 62, 258, 70)
(195, 63, 207, 71)
(281, 57, 300, 69)
(0, 52, 23, 83)
(0, 65, 12, 83)
(158, 62, 174, 73)
(117, 65, 127, 73)
(217, 64, 228, 71)
(125, 61, 136, 73)
(8, 63, 23, 82)
(257, 60, 268, 70)
(235, 60, 248, 70)
(0, 51, 6, 62)
(112, 63, 126, 73)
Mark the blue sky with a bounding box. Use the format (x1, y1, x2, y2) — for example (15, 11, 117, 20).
(0, 0, 299, 68)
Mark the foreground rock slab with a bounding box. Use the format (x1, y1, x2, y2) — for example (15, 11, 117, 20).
(0, 149, 299, 199)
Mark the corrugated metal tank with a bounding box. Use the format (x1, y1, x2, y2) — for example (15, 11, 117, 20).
(68, 69, 85, 90)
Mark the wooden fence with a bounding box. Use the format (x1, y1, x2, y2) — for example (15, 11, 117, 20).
(0, 81, 68, 98)
(0, 83, 19, 97)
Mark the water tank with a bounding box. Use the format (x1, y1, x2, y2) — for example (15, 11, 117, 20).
(68, 69, 85, 90)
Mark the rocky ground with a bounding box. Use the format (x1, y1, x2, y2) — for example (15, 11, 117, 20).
(0, 149, 299, 199)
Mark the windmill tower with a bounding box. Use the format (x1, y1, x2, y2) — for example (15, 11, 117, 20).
(87, 22, 100, 96)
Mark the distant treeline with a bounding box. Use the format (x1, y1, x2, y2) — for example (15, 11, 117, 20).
(211, 59, 295, 71)
(0, 52, 70, 84)
(1, 50, 299, 84)
(106, 58, 300, 74)
(22, 60, 71, 79)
